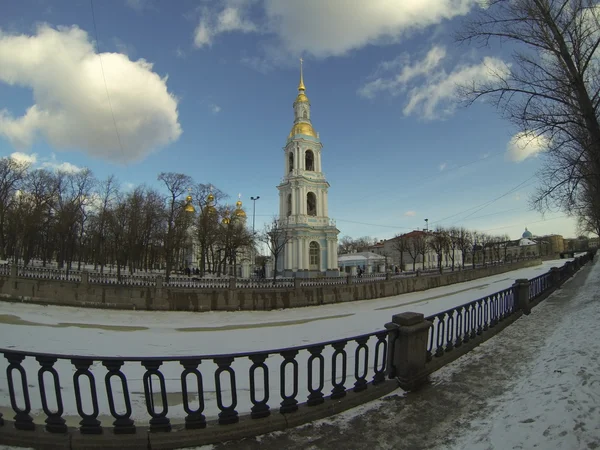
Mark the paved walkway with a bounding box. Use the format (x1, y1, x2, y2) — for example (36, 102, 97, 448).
(200, 258, 600, 450)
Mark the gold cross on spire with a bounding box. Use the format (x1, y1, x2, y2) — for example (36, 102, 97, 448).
(298, 57, 306, 91)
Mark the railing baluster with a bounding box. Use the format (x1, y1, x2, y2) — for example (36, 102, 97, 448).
(213, 357, 238, 425)
(307, 346, 325, 405)
(483, 297, 489, 331)
(476, 300, 483, 335)
(445, 311, 454, 352)
(103, 360, 135, 434)
(372, 331, 388, 384)
(330, 342, 347, 399)
(353, 337, 369, 392)
(180, 359, 206, 429)
(435, 313, 446, 357)
(279, 350, 299, 413)
(5, 352, 35, 430)
(463, 305, 471, 343)
(36, 356, 67, 433)
(72, 358, 102, 434)
(455, 308, 463, 348)
(142, 360, 171, 432)
(426, 322, 434, 361)
(248, 354, 270, 418)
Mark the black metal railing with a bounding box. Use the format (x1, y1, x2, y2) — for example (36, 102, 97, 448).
(2, 255, 545, 290)
(424, 287, 516, 361)
(0, 329, 391, 434)
(528, 272, 553, 301)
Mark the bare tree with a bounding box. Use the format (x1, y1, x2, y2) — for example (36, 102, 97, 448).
(457, 227, 473, 269)
(458, 0, 600, 226)
(157, 172, 193, 281)
(260, 217, 292, 284)
(406, 232, 428, 272)
(429, 227, 450, 272)
(447, 227, 461, 271)
(392, 234, 409, 271)
(0, 157, 30, 259)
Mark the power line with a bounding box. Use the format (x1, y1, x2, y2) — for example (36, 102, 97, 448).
(351, 150, 504, 204)
(481, 214, 569, 232)
(430, 175, 537, 225)
(90, 0, 125, 160)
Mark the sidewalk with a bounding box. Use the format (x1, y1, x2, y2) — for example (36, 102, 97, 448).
(200, 258, 600, 450)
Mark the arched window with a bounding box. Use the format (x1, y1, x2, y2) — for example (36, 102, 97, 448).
(303, 110, 308, 119)
(305, 150, 314, 171)
(309, 241, 320, 270)
(307, 192, 317, 216)
(287, 193, 292, 216)
(288, 152, 294, 172)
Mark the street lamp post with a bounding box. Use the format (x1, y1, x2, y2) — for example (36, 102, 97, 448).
(250, 196, 260, 235)
(424, 218, 429, 232)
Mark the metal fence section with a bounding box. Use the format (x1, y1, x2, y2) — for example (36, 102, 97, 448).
(424, 287, 516, 361)
(0, 329, 391, 434)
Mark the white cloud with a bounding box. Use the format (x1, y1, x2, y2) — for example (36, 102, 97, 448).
(263, 0, 479, 58)
(194, 5, 257, 48)
(359, 45, 509, 120)
(439, 162, 447, 171)
(125, 0, 151, 12)
(10, 152, 37, 165)
(211, 104, 222, 114)
(404, 210, 416, 217)
(193, 0, 479, 59)
(40, 154, 83, 173)
(0, 25, 181, 164)
(506, 132, 549, 162)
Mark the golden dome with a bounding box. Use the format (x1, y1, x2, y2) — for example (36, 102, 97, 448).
(236, 199, 243, 208)
(207, 193, 215, 203)
(205, 205, 217, 216)
(288, 121, 317, 139)
(234, 209, 246, 218)
(184, 195, 195, 213)
(295, 92, 309, 103)
(222, 217, 230, 225)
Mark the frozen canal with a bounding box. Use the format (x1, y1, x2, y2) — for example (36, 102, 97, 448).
(0, 259, 570, 425)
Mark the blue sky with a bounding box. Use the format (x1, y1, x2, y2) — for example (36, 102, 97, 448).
(0, 0, 579, 241)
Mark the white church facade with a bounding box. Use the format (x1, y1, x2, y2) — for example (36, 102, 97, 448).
(276, 62, 339, 277)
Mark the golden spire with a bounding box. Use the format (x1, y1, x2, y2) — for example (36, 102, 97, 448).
(298, 57, 306, 92)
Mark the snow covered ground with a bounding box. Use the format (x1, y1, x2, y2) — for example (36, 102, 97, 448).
(0, 259, 572, 429)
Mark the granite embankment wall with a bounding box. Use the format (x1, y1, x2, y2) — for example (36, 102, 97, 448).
(0, 259, 542, 312)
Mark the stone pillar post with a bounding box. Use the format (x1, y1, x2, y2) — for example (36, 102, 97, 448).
(81, 270, 89, 286)
(565, 261, 573, 277)
(385, 312, 432, 390)
(346, 272, 353, 284)
(10, 263, 18, 292)
(265, 262, 273, 279)
(550, 267, 561, 287)
(241, 261, 250, 279)
(156, 276, 163, 290)
(513, 278, 531, 315)
(229, 277, 236, 290)
(294, 277, 301, 290)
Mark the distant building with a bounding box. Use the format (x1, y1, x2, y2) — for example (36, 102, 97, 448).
(367, 230, 463, 271)
(338, 252, 386, 274)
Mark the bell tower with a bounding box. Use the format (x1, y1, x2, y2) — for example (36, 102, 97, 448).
(276, 60, 339, 277)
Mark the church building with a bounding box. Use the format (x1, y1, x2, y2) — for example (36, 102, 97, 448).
(276, 61, 339, 277)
